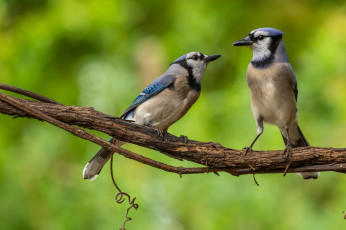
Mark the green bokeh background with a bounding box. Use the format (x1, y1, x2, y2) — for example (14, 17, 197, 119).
(0, 0, 345, 229)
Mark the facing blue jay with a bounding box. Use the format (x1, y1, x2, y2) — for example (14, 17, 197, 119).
(233, 27, 319, 179)
(83, 52, 221, 180)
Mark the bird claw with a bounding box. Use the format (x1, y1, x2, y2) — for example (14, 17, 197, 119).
(243, 146, 252, 156)
(179, 135, 189, 143)
(282, 144, 292, 160)
(155, 128, 168, 141)
(156, 128, 163, 137)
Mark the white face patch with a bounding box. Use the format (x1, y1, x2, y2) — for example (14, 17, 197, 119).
(184, 52, 208, 83)
(186, 58, 207, 83)
(252, 37, 272, 61)
(250, 31, 273, 62)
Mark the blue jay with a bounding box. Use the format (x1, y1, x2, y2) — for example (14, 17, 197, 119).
(83, 52, 221, 180)
(233, 28, 319, 179)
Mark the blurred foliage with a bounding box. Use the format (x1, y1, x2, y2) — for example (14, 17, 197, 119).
(0, 0, 345, 229)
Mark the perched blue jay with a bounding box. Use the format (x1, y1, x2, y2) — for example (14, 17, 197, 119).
(233, 28, 319, 179)
(83, 52, 221, 180)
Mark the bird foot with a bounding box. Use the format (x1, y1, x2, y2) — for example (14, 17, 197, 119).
(156, 128, 163, 137)
(179, 135, 189, 143)
(155, 128, 167, 141)
(243, 146, 252, 156)
(282, 144, 292, 160)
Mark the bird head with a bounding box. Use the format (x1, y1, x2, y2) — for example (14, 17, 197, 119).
(171, 52, 221, 83)
(233, 28, 285, 66)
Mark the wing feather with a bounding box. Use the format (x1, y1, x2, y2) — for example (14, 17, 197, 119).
(120, 75, 176, 119)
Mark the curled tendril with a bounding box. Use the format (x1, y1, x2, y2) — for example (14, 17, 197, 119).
(110, 153, 139, 230)
(116, 194, 139, 230)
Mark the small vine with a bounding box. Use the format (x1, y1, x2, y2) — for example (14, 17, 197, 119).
(110, 153, 139, 230)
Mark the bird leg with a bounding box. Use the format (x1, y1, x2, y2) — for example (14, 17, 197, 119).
(244, 117, 264, 155)
(282, 128, 292, 159)
(243, 133, 262, 155)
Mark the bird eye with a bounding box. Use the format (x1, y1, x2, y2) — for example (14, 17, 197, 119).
(257, 35, 265, 40)
(190, 55, 198, 60)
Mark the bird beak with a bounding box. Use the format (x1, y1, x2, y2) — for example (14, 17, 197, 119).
(205, 54, 221, 62)
(232, 36, 253, 46)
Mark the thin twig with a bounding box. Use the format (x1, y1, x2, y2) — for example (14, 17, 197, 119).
(0, 83, 63, 105)
(253, 174, 260, 186)
(283, 160, 292, 177)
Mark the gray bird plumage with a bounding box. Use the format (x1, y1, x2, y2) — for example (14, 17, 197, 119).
(233, 27, 319, 180)
(83, 52, 221, 180)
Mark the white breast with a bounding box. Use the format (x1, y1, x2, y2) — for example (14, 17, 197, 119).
(133, 89, 199, 130)
(247, 63, 297, 130)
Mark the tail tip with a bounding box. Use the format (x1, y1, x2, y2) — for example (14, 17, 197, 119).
(298, 172, 320, 180)
(83, 163, 99, 181)
(302, 175, 319, 180)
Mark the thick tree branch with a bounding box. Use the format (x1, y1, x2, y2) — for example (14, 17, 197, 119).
(0, 91, 345, 176)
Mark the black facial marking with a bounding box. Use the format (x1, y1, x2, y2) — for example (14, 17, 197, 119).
(197, 54, 204, 61)
(190, 53, 204, 61)
(174, 60, 201, 92)
(250, 33, 269, 42)
(251, 55, 275, 68)
(251, 35, 283, 68)
(171, 54, 203, 92)
(268, 36, 282, 54)
(187, 74, 201, 92)
(191, 54, 198, 60)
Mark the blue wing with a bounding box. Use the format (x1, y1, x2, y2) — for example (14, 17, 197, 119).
(120, 74, 176, 119)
